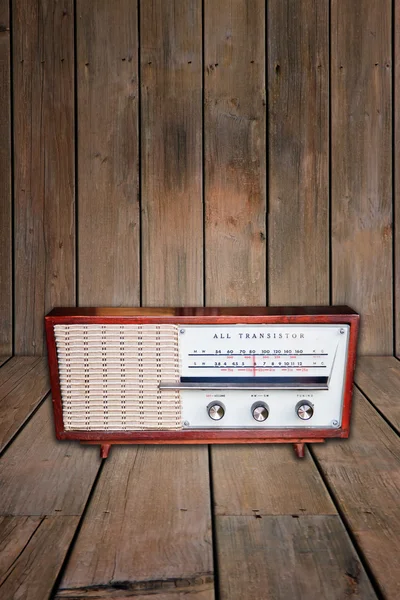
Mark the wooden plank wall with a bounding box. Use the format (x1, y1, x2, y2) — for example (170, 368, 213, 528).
(0, 0, 12, 356)
(0, 0, 398, 356)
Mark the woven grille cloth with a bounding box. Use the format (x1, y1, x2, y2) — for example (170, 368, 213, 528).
(54, 324, 181, 431)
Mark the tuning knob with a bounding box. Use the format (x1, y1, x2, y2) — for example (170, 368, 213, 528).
(207, 402, 225, 421)
(296, 400, 314, 420)
(251, 402, 269, 422)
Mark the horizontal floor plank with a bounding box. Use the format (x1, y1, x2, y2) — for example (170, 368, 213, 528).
(217, 515, 376, 600)
(355, 355, 400, 431)
(0, 357, 10, 367)
(312, 389, 400, 600)
(0, 357, 49, 452)
(0, 398, 101, 516)
(212, 445, 335, 516)
(57, 445, 213, 599)
(0, 515, 79, 600)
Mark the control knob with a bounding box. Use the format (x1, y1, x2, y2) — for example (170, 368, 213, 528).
(251, 402, 269, 422)
(296, 400, 314, 420)
(207, 402, 225, 421)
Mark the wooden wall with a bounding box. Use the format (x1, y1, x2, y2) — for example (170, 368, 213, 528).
(0, 0, 397, 356)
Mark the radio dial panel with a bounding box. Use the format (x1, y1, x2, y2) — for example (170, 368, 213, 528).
(179, 324, 349, 429)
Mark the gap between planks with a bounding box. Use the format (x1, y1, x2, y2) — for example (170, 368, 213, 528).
(0, 357, 50, 453)
(210, 442, 377, 600)
(55, 445, 214, 599)
(312, 387, 400, 600)
(355, 355, 400, 433)
(0, 516, 79, 600)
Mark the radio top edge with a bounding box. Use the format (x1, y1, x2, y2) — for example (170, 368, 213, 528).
(46, 305, 359, 319)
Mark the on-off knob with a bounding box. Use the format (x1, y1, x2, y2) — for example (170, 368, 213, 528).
(252, 402, 269, 422)
(207, 402, 225, 421)
(296, 400, 314, 420)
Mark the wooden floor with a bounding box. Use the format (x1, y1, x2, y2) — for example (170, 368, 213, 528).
(0, 357, 400, 599)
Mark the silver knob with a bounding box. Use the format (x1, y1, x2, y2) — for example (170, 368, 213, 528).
(207, 402, 225, 421)
(296, 401, 314, 420)
(252, 402, 269, 422)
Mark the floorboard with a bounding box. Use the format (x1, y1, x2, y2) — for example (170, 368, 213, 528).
(212, 444, 335, 516)
(1, 356, 399, 599)
(356, 355, 400, 431)
(217, 515, 376, 600)
(312, 388, 400, 599)
(0, 515, 79, 600)
(0, 357, 10, 368)
(55, 445, 214, 599)
(211, 444, 376, 599)
(0, 398, 101, 516)
(0, 357, 49, 453)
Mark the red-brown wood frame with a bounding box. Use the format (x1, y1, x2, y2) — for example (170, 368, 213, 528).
(45, 306, 359, 454)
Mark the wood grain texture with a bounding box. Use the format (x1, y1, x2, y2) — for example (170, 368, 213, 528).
(216, 515, 376, 600)
(56, 590, 212, 599)
(141, 0, 203, 306)
(77, 0, 140, 306)
(0, 515, 42, 578)
(13, 0, 75, 355)
(204, 0, 266, 306)
(56, 587, 213, 599)
(57, 446, 213, 598)
(0, 357, 49, 452)
(396, 0, 400, 356)
(211, 445, 335, 516)
(0, 0, 11, 355)
(0, 398, 101, 516)
(268, 0, 329, 306)
(0, 357, 10, 367)
(313, 389, 400, 599)
(331, 0, 392, 354)
(0, 357, 40, 394)
(356, 356, 400, 431)
(0, 515, 79, 600)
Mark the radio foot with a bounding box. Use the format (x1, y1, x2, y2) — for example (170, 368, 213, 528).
(293, 443, 305, 458)
(100, 444, 111, 459)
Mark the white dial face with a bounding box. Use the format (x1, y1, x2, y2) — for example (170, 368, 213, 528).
(179, 324, 350, 429)
(179, 325, 346, 384)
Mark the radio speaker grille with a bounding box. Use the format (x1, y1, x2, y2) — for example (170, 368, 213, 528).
(54, 324, 181, 431)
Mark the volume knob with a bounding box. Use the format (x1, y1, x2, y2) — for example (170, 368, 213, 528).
(296, 400, 314, 420)
(252, 402, 269, 422)
(207, 402, 225, 421)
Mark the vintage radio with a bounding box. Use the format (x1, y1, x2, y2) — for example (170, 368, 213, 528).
(45, 306, 359, 458)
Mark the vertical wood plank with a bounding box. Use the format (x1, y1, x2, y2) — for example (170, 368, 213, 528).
(0, 0, 12, 355)
(139, 7, 209, 596)
(204, 0, 266, 306)
(396, 0, 400, 356)
(141, 0, 203, 306)
(331, 0, 392, 354)
(268, 0, 329, 306)
(77, 0, 140, 307)
(13, 0, 75, 355)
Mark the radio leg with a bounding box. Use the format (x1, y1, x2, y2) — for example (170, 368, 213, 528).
(100, 443, 111, 459)
(293, 443, 305, 458)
